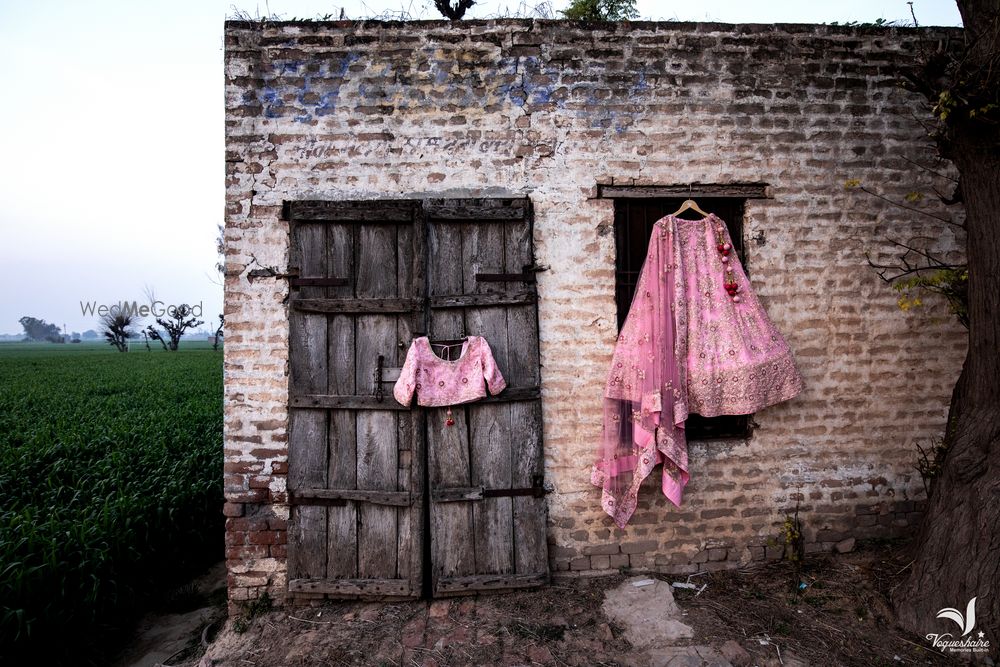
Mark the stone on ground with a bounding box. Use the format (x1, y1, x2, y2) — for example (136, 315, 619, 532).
(718, 639, 753, 666)
(601, 577, 694, 650)
(834, 537, 856, 554)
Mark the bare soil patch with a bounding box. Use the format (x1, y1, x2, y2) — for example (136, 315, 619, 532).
(169, 542, 957, 666)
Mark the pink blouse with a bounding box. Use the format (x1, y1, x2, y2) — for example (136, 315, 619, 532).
(393, 336, 507, 407)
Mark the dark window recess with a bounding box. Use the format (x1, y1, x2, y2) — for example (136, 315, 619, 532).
(613, 197, 751, 440)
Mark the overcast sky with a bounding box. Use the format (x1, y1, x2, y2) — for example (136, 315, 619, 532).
(0, 0, 962, 334)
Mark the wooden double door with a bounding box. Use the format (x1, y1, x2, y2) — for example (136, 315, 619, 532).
(285, 198, 547, 599)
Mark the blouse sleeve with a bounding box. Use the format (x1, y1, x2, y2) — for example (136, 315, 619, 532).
(393, 341, 420, 406)
(480, 337, 507, 395)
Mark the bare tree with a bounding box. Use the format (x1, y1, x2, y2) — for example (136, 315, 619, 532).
(212, 314, 224, 351)
(100, 312, 135, 352)
(146, 305, 204, 351)
(216, 224, 225, 277)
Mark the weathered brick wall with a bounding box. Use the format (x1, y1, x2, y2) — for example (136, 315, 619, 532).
(223, 19, 966, 608)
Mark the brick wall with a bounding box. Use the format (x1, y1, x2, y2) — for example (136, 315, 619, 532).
(223, 19, 966, 608)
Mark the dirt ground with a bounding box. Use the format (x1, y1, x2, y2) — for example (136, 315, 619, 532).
(147, 541, 959, 667)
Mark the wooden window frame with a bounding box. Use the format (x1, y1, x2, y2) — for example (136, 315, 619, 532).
(602, 183, 770, 441)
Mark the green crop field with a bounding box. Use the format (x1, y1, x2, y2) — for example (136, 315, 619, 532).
(0, 342, 224, 663)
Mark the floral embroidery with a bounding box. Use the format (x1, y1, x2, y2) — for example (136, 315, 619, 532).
(596, 212, 802, 528)
(392, 336, 507, 408)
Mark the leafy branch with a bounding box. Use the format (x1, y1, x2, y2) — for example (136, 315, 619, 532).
(848, 179, 969, 328)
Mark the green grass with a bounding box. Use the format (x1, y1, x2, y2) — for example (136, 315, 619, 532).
(0, 342, 223, 664)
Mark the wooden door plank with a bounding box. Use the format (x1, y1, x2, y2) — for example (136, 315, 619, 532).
(395, 311, 419, 587)
(289, 224, 329, 395)
(511, 400, 547, 576)
(596, 183, 771, 199)
(355, 223, 400, 580)
(290, 395, 410, 410)
(326, 408, 359, 578)
(503, 215, 541, 388)
(436, 572, 547, 594)
(425, 199, 529, 221)
(468, 403, 514, 575)
(405, 207, 426, 595)
(288, 577, 414, 596)
(504, 208, 548, 578)
(291, 388, 539, 409)
(462, 220, 514, 578)
(285, 200, 420, 223)
(293, 488, 412, 506)
(292, 297, 421, 313)
(428, 292, 536, 309)
(288, 409, 329, 580)
(288, 222, 329, 581)
(355, 371, 399, 579)
(396, 401, 414, 585)
(428, 406, 476, 581)
(325, 222, 358, 580)
(428, 221, 464, 338)
(427, 219, 473, 590)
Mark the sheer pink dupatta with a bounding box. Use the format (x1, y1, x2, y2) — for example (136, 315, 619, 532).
(591, 217, 690, 528)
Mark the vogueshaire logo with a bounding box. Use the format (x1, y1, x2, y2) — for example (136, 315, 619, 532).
(925, 597, 990, 654)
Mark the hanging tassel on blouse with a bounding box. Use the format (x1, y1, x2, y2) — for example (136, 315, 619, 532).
(446, 407, 455, 426)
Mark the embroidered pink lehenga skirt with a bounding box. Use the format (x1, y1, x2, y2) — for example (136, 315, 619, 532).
(592, 214, 803, 528)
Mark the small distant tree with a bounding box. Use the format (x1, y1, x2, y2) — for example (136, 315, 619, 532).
(18, 316, 62, 342)
(146, 304, 204, 351)
(560, 0, 637, 20)
(433, 0, 475, 20)
(212, 314, 225, 351)
(100, 312, 135, 352)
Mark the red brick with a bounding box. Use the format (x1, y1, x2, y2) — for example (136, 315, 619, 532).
(225, 544, 269, 560)
(620, 540, 657, 554)
(224, 461, 263, 474)
(226, 488, 267, 503)
(223, 502, 245, 517)
(248, 475, 271, 489)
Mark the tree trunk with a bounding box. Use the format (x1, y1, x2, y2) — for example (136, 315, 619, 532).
(894, 115, 1000, 657)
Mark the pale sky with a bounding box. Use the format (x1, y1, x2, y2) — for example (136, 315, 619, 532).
(0, 1, 962, 334)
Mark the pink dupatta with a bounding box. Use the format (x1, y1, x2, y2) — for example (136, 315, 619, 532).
(591, 216, 690, 529)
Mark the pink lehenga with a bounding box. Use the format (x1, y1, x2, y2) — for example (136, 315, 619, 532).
(592, 213, 804, 528)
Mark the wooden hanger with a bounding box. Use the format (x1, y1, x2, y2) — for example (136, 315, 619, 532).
(670, 198, 711, 219)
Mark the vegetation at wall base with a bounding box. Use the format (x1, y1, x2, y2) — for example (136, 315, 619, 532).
(0, 343, 223, 664)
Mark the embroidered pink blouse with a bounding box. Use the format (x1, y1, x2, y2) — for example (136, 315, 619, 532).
(393, 336, 507, 407)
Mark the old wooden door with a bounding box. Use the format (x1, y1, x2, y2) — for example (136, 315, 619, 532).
(286, 200, 425, 598)
(424, 199, 548, 596)
(284, 197, 547, 599)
